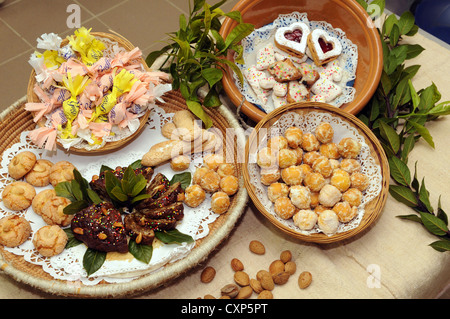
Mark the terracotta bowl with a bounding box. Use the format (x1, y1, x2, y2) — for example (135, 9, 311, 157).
(219, 0, 383, 123)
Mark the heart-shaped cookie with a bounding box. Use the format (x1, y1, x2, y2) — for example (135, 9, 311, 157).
(307, 29, 342, 66)
(274, 22, 310, 59)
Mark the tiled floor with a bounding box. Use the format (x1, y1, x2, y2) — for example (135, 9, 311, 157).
(0, 0, 239, 113)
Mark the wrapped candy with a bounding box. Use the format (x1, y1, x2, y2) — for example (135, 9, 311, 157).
(58, 58, 89, 78)
(36, 33, 62, 51)
(67, 27, 106, 66)
(25, 84, 70, 122)
(108, 80, 148, 126)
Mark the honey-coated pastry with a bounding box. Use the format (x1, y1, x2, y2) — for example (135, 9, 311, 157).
(329, 159, 340, 171)
(302, 151, 321, 166)
(257, 147, 277, 168)
(310, 192, 320, 208)
(299, 163, 313, 176)
(260, 167, 281, 186)
(291, 147, 303, 165)
(312, 156, 333, 178)
(32, 225, 68, 257)
(217, 163, 236, 178)
(318, 184, 342, 207)
(314, 205, 327, 215)
(350, 172, 369, 191)
(277, 148, 298, 169)
(281, 165, 304, 186)
(289, 185, 311, 209)
(184, 184, 206, 208)
(211, 191, 230, 214)
(25, 159, 53, 187)
(32, 189, 56, 216)
(340, 158, 361, 174)
(330, 168, 351, 192)
(293, 209, 318, 231)
(0, 215, 32, 248)
(49, 161, 76, 187)
(220, 175, 239, 196)
(2, 181, 36, 211)
(333, 201, 358, 223)
(267, 135, 288, 151)
(301, 133, 320, 152)
(284, 127, 303, 149)
(303, 172, 326, 192)
(193, 167, 212, 185)
(204, 154, 224, 171)
(267, 182, 290, 202)
(41, 196, 73, 227)
(8, 151, 37, 180)
(342, 188, 363, 207)
(319, 143, 340, 160)
(315, 122, 334, 144)
(170, 155, 191, 171)
(317, 210, 339, 235)
(199, 170, 221, 193)
(337, 137, 361, 159)
(274, 197, 296, 220)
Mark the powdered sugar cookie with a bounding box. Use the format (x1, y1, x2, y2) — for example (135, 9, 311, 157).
(256, 43, 276, 71)
(307, 29, 342, 67)
(287, 81, 309, 103)
(267, 58, 302, 82)
(298, 62, 320, 87)
(244, 65, 271, 105)
(321, 60, 343, 82)
(311, 76, 342, 102)
(274, 22, 310, 59)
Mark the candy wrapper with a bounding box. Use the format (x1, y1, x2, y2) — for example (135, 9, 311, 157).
(27, 27, 172, 151)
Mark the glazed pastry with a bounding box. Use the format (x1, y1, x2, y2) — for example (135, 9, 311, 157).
(281, 165, 304, 186)
(274, 22, 310, 59)
(273, 82, 288, 97)
(312, 155, 333, 178)
(0, 215, 32, 248)
(301, 133, 320, 152)
(307, 29, 342, 67)
(289, 185, 311, 209)
(333, 201, 357, 223)
(33, 225, 68, 257)
(272, 91, 288, 109)
(286, 81, 309, 103)
(298, 62, 320, 87)
(302, 151, 321, 166)
(267, 59, 302, 82)
(342, 188, 363, 207)
(303, 172, 326, 192)
(274, 197, 296, 220)
(338, 137, 362, 159)
(217, 163, 236, 178)
(32, 189, 56, 216)
(315, 122, 334, 144)
(317, 210, 339, 235)
(340, 158, 361, 174)
(256, 43, 276, 71)
(144, 173, 170, 200)
(256, 147, 277, 168)
(293, 209, 317, 231)
(245, 65, 271, 105)
(267, 135, 288, 151)
(299, 163, 313, 177)
(284, 127, 303, 149)
(184, 184, 206, 208)
(310, 191, 320, 208)
(25, 159, 53, 187)
(2, 181, 36, 211)
(318, 184, 342, 207)
(350, 172, 369, 191)
(310, 76, 343, 102)
(170, 155, 191, 172)
(277, 148, 298, 169)
(267, 182, 290, 203)
(260, 167, 281, 186)
(203, 154, 224, 171)
(322, 60, 343, 82)
(49, 161, 76, 187)
(220, 175, 239, 196)
(199, 170, 221, 193)
(193, 167, 213, 185)
(41, 196, 73, 227)
(8, 151, 37, 180)
(211, 191, 231, 215)
(319, 143, 340, 160)
(330, 168, 351, 192)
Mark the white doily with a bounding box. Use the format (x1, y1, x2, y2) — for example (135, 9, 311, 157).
(235, 12, 358, 113)
(0, 105, 221, 285)
(247, 111, 382, 236)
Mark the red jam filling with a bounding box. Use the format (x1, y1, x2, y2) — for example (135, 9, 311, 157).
(318, 38, 334, 53)
(284, 29, 303, 43)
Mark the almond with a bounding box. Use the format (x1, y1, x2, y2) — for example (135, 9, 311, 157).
(285, 261, 297, 275)
(249, 240, 265, 255)
(257, 290, 273, 299)
(256, 269, 270, 281)
(298, 271, 312, 289)
(221, 283, 239, 298)
(250, 278, 264, 294)
(280, 250, 292, 263)
(260, 273, 275, 291)
(269, 259, 285, 275)
(272, 271, 290, 285)
(230, 258, 244, 272)
(235, 285, 253, 299)
(234, 271, 250, 286)
(200, 266, 216, 283)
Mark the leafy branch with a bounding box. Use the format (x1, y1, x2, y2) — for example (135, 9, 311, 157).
(357, 0, 450, 251)
(146, 0, 254, 128)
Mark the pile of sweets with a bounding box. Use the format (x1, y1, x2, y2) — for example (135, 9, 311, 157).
(26, 27, 171, 151)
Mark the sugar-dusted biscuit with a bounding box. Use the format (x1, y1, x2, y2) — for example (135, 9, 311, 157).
(267, 59, 302, 83)
(293, 209, 318, 231)
(298, 62, 320, 87)
(25, 159, 53, 187)
(32, 188, 56, 216)
(41, 196, 73, 227)
(8, 151, 37, 180)
(310, 76, 343, 102)
(286, 81, 309, 103)
(244, 65, 271, 105)
(256, 43, 276, 71)
(32, 225, 68, 257)
(0, 215, 32, 247)
(274, 22, 310, 59)
(307, 29, 342, 67)
(2, 181, 36, 211)
(49, 161, 76, 187)
(317, 209, 339, 235)
(321, 60, 343, 82)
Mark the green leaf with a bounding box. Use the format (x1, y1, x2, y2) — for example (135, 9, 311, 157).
(55, 181, 77, 202)
(405, 44, 425, 60)
(201, 67, 223, 87)
(397, 11, 415, 35)
(87, 189, 103, 205)
(186, 100, 213, 129)
(383, 14, 398, 36)
(392, 76, 410, 109)
(389, 185, 418, 207)
(128, 240, 153, 264)
(130, 193, 152, 204)
(401, 134, 416, 162)
(420, 212, 448, 236)
(389, 23, 400, 46)
(83, 248, 106, 276)
(111, 186, 128, 202)
(388, 156, 411, 186)
(407, 121, 435, 148)
(170, 172, 192, 190)
(379, 121, 400, 153)
(70, 179, 83, 202)
(224, 23, 254, 49)
(131, 175, 148, 197)
(437, 196, 448, 225)
(225, 10, 243, 23)
(418, 82, 441, 112)
(408, 79, 420, 111)
(63, 228, 83, 249)
(429, 240, 450, 252)
(427, 101, 450, 116)
(419, 178, 433, 213)
(155, 229, 194, 245)
(396, 214, 422, 223)
(63, 200, 89, 215)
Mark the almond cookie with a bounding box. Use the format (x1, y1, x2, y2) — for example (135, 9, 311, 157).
(49, 161, 76, 186)
(8, 151, 37, 180)
(41, 196, 73, 227)
(25, 159, 53, 187)
(0, 215, 32, 247)
(32, 189, 56, 215)
(32, 225, 68, 257)
(2, 181, 36, 211)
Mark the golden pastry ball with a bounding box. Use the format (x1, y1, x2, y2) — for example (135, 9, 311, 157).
(291, 147, 303, 165)
(333, 201, 358, 223)
(199, 170, 221, 193)
(260, 167, 281, 186)
(274, 197, 296, 220)
(302, 151, 321, 166)
(170, 155, 191, 171)
(284, 127, 303, 149)
(211, 191, 230, 214)
(289, 185, 311, 209)
(319, 143, 340, 160)
(317, 210, 339, 235)
(277, 148, 298, 169)
(203, 154, 224, 171)
(257, 147, 277, 168)
(193, 167, 212, 185)
(220, 175, 239, 196)
(337, 137, 362, 159)
(342, 188, 363, 207)
(184, 184, 206, 208)
(281, 165, 304, 186)
(303, 172, 326, 192)
(301, 133, 320, 152)
(340, 158, 361, 174)
(330, 168, 351, 193)
(350, 172, 369, 191)
(312, 156, 333, 178)
(293, 209, 318, 231)
(217, 163, 236, 178)
(315, 122, 334, 144)
(267, 183, 290, 203)
(267, 135, 288, 151)
(318, 184, 342, 207)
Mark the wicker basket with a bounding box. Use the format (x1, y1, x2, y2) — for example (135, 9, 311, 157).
(0, 90, 248, 298)
(243, 102, 390, 244)
(26, 31, 152, 155)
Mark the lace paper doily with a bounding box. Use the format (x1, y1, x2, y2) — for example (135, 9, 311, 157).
(0, 105, 221, 285)
(235, 12, 358, 113)
(247, 111, 382, 236)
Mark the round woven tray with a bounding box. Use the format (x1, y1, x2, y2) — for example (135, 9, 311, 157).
(0, 90, 248, 298)
(243, 102, 390, 244)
